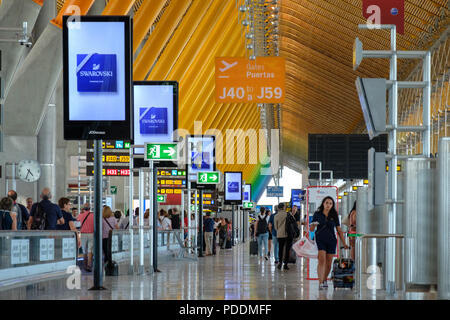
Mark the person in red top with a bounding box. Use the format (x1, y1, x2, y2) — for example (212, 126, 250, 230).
(77, 204, 94, 272)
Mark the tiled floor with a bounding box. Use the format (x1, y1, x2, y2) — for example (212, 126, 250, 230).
(0, 242, 437, 300)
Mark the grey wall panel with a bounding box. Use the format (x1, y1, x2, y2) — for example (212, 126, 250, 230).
(404, 158, 437, 285)
(437, 138, 450, 299)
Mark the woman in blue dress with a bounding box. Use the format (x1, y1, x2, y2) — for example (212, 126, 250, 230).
(310, 196, 349, 290)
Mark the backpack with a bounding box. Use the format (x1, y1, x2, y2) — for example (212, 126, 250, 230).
(286, 214, 300, 239)
(256, 215, 268, 235)
(0, 210, 13, 230)
(31, 203, 47, 230)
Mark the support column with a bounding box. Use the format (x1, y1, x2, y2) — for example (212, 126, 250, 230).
(37, 104, 56, 195)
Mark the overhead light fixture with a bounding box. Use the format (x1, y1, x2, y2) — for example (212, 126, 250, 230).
(249, 55, 256, 60)
(246, 43, 254, 50)
(239, 5, 248, 12)
(242, 20, 250, 26)
(246, 33, 254, 39)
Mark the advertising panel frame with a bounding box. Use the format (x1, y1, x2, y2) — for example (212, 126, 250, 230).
(63, 15, 133, 140)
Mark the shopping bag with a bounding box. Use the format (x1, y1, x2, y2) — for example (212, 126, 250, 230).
(292, 237, 318, 259)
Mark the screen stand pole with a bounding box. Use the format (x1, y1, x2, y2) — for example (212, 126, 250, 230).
(198, 189, 204, 257)
(232, 205, 235, 247)
(152, 161, 160, 272)
(242, 209, 245, 243)
(90, 139, 106, 291)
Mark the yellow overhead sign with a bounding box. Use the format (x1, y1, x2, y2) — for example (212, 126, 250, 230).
(215, 57, 285, 103)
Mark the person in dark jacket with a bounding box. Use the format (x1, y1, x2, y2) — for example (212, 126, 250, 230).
(7, 190, 29, 230)
(310, 196, 349, 290)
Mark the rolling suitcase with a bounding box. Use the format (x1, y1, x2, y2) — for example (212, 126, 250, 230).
(288, 247, 297, 264)
(105, 260, 119, 276)
(332, 248, 354, 290)
(250, 238, 258, 255)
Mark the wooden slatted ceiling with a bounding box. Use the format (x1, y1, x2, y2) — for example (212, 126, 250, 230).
(280, 0, 448, 165)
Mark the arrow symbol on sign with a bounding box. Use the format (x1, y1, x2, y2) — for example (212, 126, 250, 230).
(211, 174, 218, 181)
(163, 147, 176, 157)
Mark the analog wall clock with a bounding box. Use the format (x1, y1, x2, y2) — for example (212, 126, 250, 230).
(17, 160, 41, 182)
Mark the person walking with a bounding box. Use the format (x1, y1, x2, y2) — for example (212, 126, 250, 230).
(268, 209, 279, 264)
(254, 207, 269, 261)
(348, 201, 357, 260)
(274, 203, 292, 270)
(266, 210, 272, 257)
(310, 196, 349, 290)
(203, 213, 215, 256)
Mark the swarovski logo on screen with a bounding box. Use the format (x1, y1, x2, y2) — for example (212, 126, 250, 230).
(228, 182, 239, 193)
(76, 53, 117, 92)
(139, 107, 168, 134)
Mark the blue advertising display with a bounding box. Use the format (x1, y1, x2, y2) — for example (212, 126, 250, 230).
(243, 184, 251, 202)
(133, 82, 178, 154)
(187, 136, 215, 182)
(291, 189, 306, 207)
(256, 205, 273, 213)
(63, 16, 132, 140)
(224, 172, 242, 204)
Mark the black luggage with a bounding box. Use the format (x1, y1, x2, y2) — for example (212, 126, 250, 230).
(225, 237, 232, 249)
(288, 248, 297, 264)
(105, 260, 119, 276)
(332, 252, 355, 289)
(250, 238, 258, 255)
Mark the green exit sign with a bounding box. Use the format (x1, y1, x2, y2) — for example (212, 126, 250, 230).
(190, 205, 199, 211)
(110, 186, 117, 194)
(243, 202, 254, 208)
(157, 195, 167, 203)
(145, 143, 178, 161)
(197, 171, 220, 184)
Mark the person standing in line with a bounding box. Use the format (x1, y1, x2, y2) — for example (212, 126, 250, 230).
(203, 213, 215, 256)
(254, 207, 269, 261)
(102, 206, 118, 265)
(26, 197, 33, 213)
(274, 202, 291, 270)
(310, 196, 349, 290)
(77, 204, 94, 272)
(57, 197, 80, 248)
(28, 188, 64, 230)
(268, 209, 279, 264)
(8, 190, 29, 230)
(292, 205, 301, 228)
(0, 197, 17, 230)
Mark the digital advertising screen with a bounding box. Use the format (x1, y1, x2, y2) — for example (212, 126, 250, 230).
(243, 184, 251, 202)
(63, 16, 132, 140)
(133, 81, 178, 154)
(186, 135, 216, 182)
(291, 189, 305, 207)
(224, 171, 242, 205)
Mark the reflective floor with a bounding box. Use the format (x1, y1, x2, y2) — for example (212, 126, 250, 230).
(0, 242, 437, 300)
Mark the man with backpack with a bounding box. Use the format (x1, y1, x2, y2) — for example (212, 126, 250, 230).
(274, 202, 299, 270)
(254, 207, 269, 261)
(28, 188, 64, 230)
(7, 190, 29, 230)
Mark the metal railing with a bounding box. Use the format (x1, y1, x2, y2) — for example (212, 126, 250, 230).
(355, 234, 405, 298)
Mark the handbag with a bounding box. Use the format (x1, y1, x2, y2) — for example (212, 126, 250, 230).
(292, 236, 318, 259)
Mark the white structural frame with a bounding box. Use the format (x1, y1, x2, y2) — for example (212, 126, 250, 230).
(356, 24, 431, 295)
